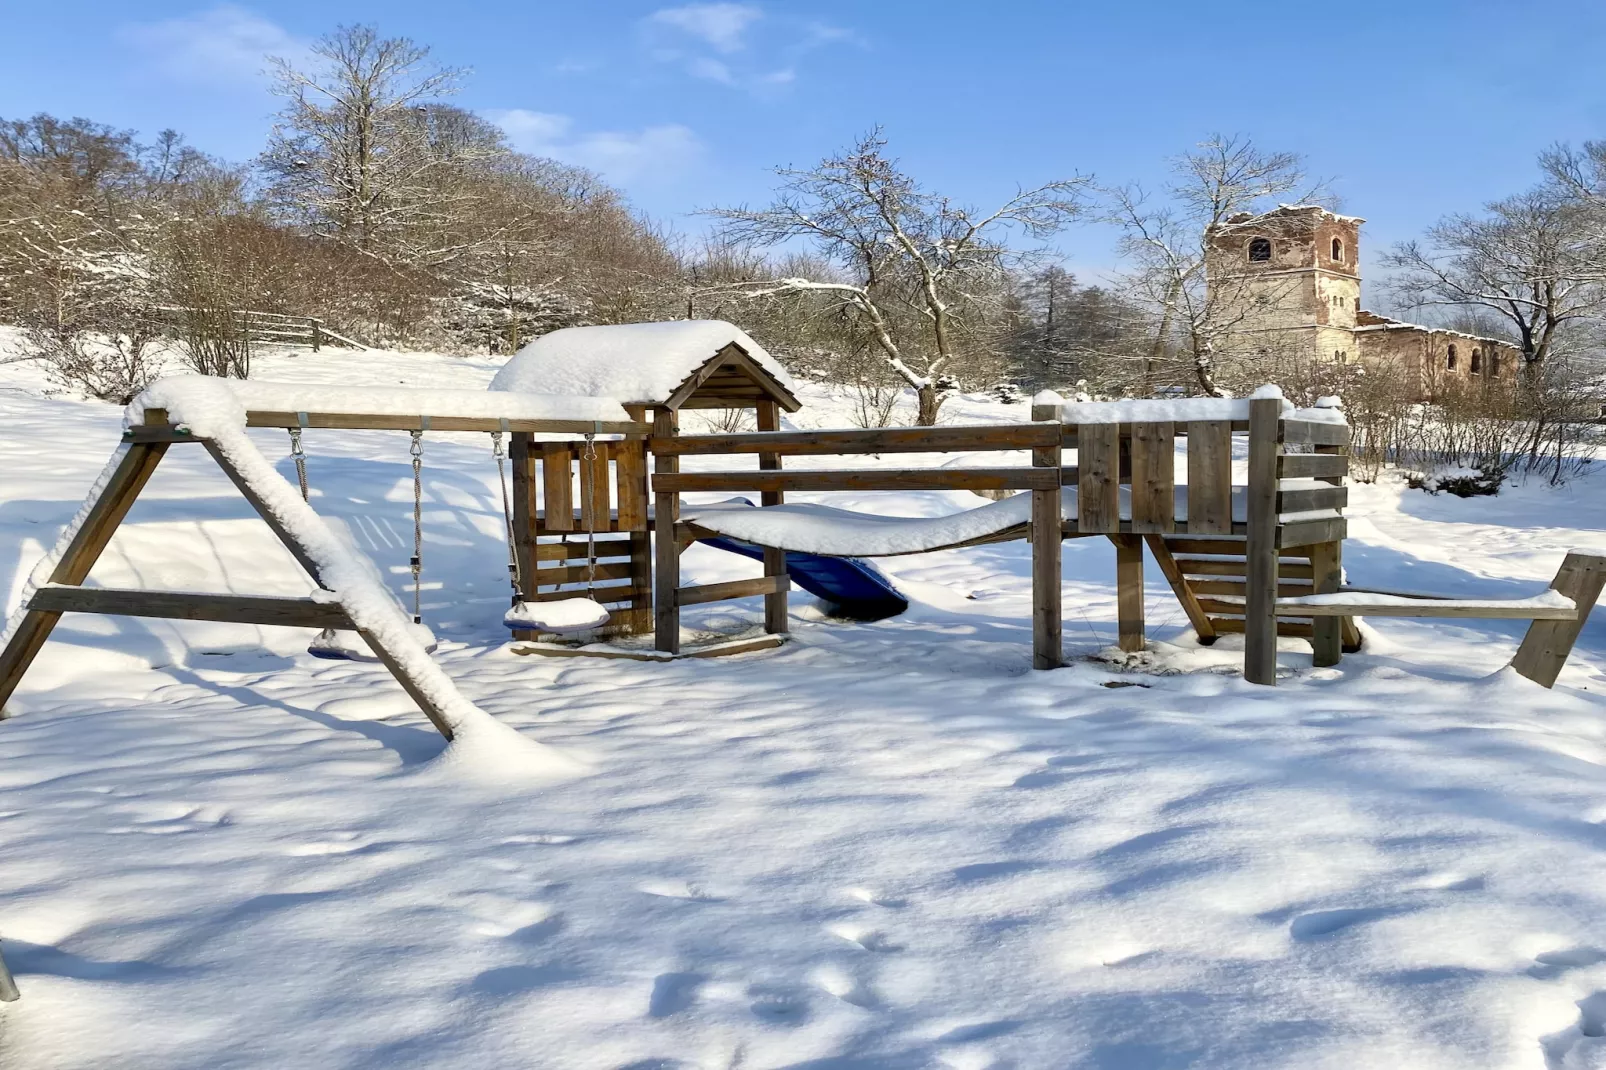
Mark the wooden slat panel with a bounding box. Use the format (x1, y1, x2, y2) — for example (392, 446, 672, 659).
(1077, 423, 1121, 533)
(675, 575, 790, 607)
(1186, 420, 1233, 534)
(1129, 421, 1175, 534)
(541, 446, 575, 533)
(653, 468, 1056, 493)
(653, 423, 1060, 456)
(1278, 486, 1348, 514)
(27, 585, 353, 629)
(1162, 537, 1248, 556)
(1279, 419, 1349, 446)
(614, 441, 648, 531)
(532, 537, 633, 563)
(1187, 579, 1315, 597)
(1279, 453, 1347, 480)
(1177, 559, 1315, 579)
(528, 561, 638, 587)
(1278, 517, 1347, 548)
(526, 584, 649, 604)
(1210, 617, 1316, 639)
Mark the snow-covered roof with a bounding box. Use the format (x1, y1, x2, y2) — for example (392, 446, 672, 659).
(1217, 204, 1366, 230)
(490, 320, 796, 407)
(1353, 312, 1517, 348)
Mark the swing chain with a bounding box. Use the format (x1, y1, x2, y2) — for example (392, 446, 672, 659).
(581, 432, 598, 595)
(492, 431, 521, 598)
(410, 429, 423, 625)
(287, 428, 309, 503)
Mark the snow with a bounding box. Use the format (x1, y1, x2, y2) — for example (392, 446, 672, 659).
(130, 375, 632, 429)
(6, 333, 1606, 1067)
(504, 597, 611, 633)
(1280, 589, 1576, 611)
(1055, 385, 1346, 426)
(489, 320, 795, 405)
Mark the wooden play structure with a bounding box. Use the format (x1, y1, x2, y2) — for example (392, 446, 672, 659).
(2, 320, 1603, 744)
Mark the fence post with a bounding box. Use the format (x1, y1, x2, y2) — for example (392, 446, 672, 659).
(310, 318, 322, 352)
(652, 407, 681, 654)
(1031, 392, 1063, 669)
(1244, 394, 1283, 685)
(756, 401, 789, 635)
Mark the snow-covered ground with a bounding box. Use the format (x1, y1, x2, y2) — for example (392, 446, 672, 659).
(4, 336, 1606, 1068)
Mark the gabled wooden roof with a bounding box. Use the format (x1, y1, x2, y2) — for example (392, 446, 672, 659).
(665, 342, 801, 412)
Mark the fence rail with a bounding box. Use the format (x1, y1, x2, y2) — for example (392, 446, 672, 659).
(148, 307, 371, 351)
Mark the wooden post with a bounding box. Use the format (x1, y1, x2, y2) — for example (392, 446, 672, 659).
(1511, 553, 1606, 688)
(1308, 541, 1342, 667)
(756, 401, 788, 636)
(1031, 394, 1063, 669)
(1243, 396, 1283, 685)
(1111, 534, 1145, 653)
(508, 432, 537, 641)
(652, 407, 681, 654)
(0, 942, 18, 1002)
(310, 318, 322, 352)
(1313, 437, 1353, 657)
(0, 414, 170, 716)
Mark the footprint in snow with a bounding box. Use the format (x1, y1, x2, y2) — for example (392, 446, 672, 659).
(1288, 907, 1394, 941)
(638, 879, 725, 902)
(844, 887, 907, 909)
(1541, 990, 1606, 1068)
(1530, 947, 1606, 981)
(748, 984, 810, 1024)
(826, 922, 902, 953)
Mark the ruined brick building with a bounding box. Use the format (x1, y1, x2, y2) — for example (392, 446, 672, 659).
(1208, 204, 1519, 399)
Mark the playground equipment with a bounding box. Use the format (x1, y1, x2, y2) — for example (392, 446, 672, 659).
(2, 320, 1603, 745)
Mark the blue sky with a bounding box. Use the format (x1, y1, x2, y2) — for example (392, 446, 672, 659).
(5, 1, 1606, 288)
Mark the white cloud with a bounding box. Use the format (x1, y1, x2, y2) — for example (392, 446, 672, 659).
(647, 3, 761, 53)
(121, 4, 306, 88)
(487, 109, 702, 185)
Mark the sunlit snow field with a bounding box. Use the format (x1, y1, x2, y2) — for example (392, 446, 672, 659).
(4, 336, 1606, 1068)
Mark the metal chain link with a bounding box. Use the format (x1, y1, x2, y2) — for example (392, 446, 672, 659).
(492, 431, 521, 600)
(410, 430, 423, 624)
(287, 428, 309, 503)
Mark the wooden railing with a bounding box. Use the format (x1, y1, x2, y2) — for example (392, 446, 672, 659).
(149, 307, 371, 351)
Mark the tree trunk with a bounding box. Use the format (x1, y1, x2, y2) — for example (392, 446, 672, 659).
(917, 383, 941, 426)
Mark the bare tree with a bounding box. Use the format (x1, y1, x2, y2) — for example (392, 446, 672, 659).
(1386, 185, 1599, 370)
(1103, 135, 1319, 396)
(711, 130, 1088, 424)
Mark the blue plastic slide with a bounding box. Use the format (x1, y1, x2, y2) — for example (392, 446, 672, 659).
(698, 536, 909, 622)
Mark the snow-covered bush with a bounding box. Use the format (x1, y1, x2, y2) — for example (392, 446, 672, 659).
(25, 325, 165, 403)
(1405, 465, 1504, 497)
(989, 382, 1027, 405)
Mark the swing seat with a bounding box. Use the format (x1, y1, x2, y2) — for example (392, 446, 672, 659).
(308, 623, 438, 661)
(505, 598, 611, 636)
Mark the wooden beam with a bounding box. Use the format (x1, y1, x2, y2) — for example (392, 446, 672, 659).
(1276, 486, 1348, 514)
(1277, 517, 1347, 549)
(675, 575, 790, 607)
(1111, 534, 1145, 653)
(244, 412, 649, 435)
(1279, 453, 1348, 480)
(1031, 397, 1063, 669)
(653, 423, 1060, 456)
(1511, 553, 1606, 686)
(653, 408, 681, 654)
(1129, 422, 1175, 534)
(1078, 423, 1121, 533)
(1279, 419, 1350, 447)
(1276, 598, 1577, 620)
(1186, 420, 1234, 534)
(1307, 541, 1343, 667)
(26, 586, 354, 628)
(1243, 397, 1283, 685)
(1143, 534, 1217, 645)
(652, 467, 1057, 494)
(0, 435, 169, 715)
(756, 400, 789, 636)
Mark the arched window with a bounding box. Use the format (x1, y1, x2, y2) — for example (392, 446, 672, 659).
(1489, 353, 1501, 377)
(1471, 349, 1482, 374)
(1248, 237, 1271, 262)
(1446, 345, 1457, 370)
(1331, 237, 1343, 261)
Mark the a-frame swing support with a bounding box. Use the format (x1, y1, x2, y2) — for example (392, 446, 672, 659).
(0, 408, 460, 739)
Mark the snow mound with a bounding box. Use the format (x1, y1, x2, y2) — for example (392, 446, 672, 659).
(489, 320, 794, 404)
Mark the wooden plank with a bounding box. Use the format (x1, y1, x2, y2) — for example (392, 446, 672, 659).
(615, 441, 648, 531)
(1243, 396, 1283, 685)
(0, 439, 169, 714)
(1186, 420, 1233, 534)
(1277, 517, 1347, 549)
(653, 423, 1060, 456)
(578, 442, 611, 533)
(652, 467, 1057, 494)
(1279, 419, 1350, 447)
(1077, 423, 1121, 533)
(1176, 558, 1315, 579)
(1162, 537, 1248, 556)
(675, 575, 790, 607)
(27, 586, 354, 628)
(1279, 453, 1347, 480)
(542, 446, 574, 533)
(1129, 421, 1175, 534)
(511, 634, 786, 661)
(1308, 541, 1343, 667)
(526, 584, 647, 604)
(1031, 397, 1063, 669)
(1515, 553, 1606, 682)
(622, 531, 654, 637)
(756, 400, 789, 636)
(653, 408, 681, 654)
(1210, 618, 1316, 639)
(1277, 486, 1348, 514)
(1111, 533, 1145, 653)
(243, 412, 649, 435)
(510, 433, 536, 612)
(1143, 534, 1216, 644)
(1188, 579, 1315, 597)
(1276, 599, 1577, 619)
(527, 560, 638, 587)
